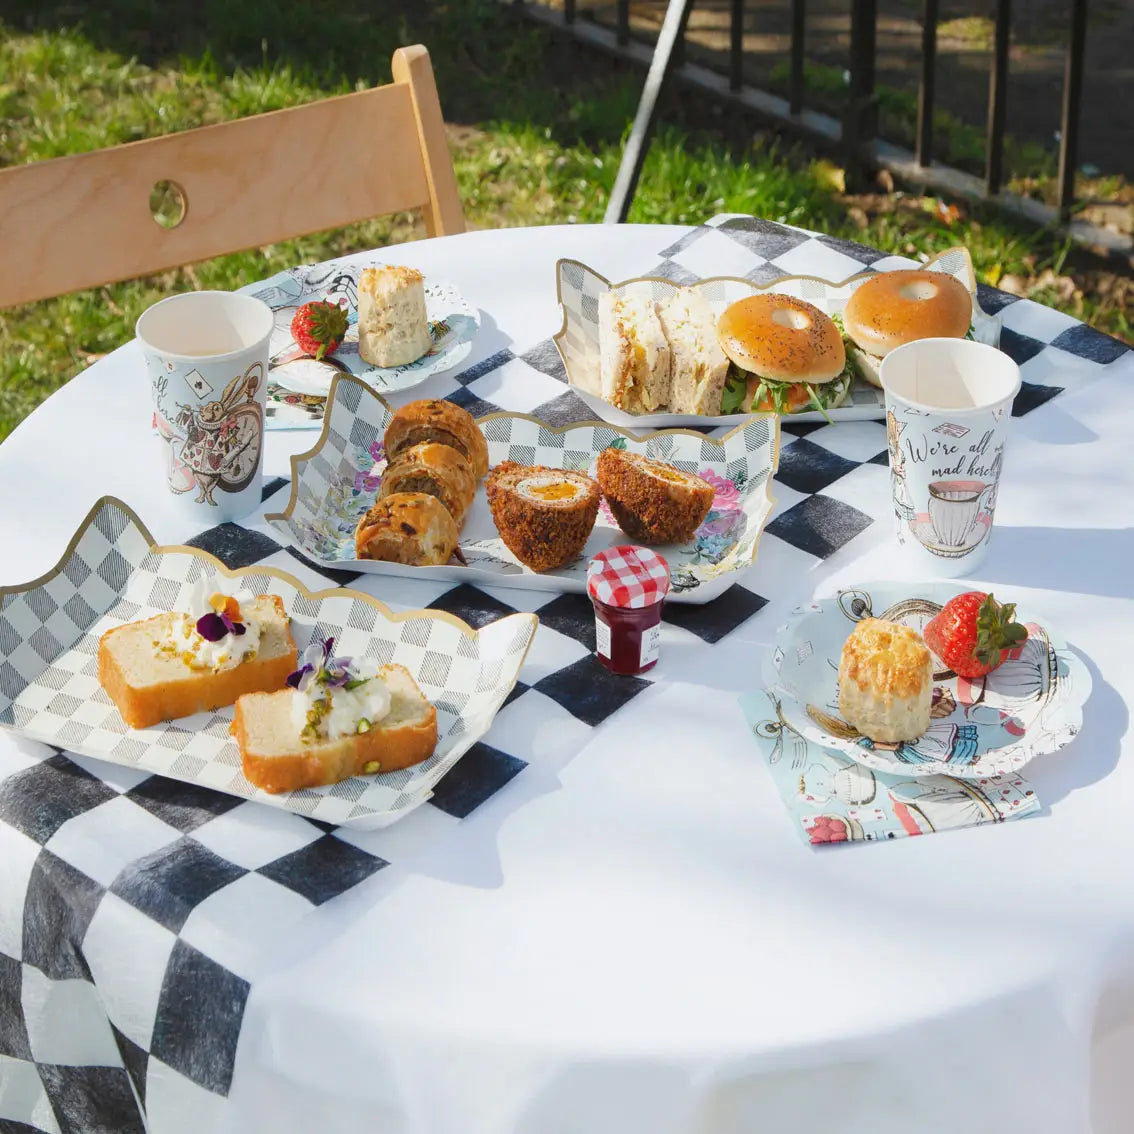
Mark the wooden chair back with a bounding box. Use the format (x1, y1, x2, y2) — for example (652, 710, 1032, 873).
(0, 45, 464, 308)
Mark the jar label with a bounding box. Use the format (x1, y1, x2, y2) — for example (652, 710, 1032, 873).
(641, 621, 660, 666)
(594, 615, 612, 659)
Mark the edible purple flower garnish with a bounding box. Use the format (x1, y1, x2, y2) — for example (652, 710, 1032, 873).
(287, 638, 363, 694)
(196, 612, 229, 642)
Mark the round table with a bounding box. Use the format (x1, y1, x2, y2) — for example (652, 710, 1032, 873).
(2, 222, 1133, 1134)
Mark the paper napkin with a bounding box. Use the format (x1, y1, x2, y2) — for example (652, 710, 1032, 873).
(740, 691, 1042, 845)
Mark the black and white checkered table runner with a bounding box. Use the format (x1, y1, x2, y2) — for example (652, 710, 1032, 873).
(1, 215, 1128, 1133)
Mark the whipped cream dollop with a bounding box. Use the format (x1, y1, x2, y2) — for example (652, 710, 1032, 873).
(288, 638, 391, 743)
(163, 576, 262, 672)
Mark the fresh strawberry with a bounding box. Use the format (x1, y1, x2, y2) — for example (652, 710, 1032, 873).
(923, 591, 1028, 678)
(290, 301, 348, 360)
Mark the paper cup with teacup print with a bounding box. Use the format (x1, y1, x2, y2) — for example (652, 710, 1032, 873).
(137, 291, 273, 524)
(880, 338, 1020, 577)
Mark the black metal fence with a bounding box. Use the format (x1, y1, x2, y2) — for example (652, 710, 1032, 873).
(512, 0, 1116, 252)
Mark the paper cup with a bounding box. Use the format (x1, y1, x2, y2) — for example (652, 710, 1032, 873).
(880, 338, 1021, 577)
(137, 291, 273, 524)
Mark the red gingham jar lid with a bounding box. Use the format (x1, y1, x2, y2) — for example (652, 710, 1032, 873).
(586, 546, 670, 609)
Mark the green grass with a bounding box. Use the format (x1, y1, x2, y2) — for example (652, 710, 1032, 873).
(0, 1, 1127, 440)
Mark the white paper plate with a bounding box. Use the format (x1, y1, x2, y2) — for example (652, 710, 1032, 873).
(265, 374, 781, 604)
(0, 498, 535, 829)
(763, 581, 1090, 780)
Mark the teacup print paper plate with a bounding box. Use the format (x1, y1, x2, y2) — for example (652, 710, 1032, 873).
(764, 581, 1090, 780)
(555, 246, 1002, 429)
(265, 375, 779, 604)
(0, 498, 536, 829)
(242, 259, 480, 430)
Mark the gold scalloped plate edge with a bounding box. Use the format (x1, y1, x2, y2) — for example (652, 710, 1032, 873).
(0, 495, 540, 654)
(262, 373, 781, 595)
(551, 244, 979, 418)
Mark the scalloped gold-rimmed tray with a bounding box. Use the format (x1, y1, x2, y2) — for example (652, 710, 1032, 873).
(264, 374, 781, 604)
(0, 498, 536, 830)
(554, 245, 999, 428)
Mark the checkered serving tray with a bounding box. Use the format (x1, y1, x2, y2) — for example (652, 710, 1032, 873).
(0, 498, 536, 830)
(555, 245, 999, 428)
(265, 374, 780, 604)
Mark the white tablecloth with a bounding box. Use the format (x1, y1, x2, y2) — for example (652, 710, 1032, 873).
(2, 222, 1133, 1134)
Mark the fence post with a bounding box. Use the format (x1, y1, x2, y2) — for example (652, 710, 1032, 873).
(789, 0, 805, 115)
(730, 0, 745, 92)
(916, 0, 938, 167)
(844, 0, 878, 190)
(985, 0, 1011, 195)
(1057, 0, 1088, 222)
(604, 0, 697, 223)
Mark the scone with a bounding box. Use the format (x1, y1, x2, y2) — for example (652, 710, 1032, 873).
(595, 448, 714, 544)
(98, 588, 297, 729)
(355, 492, 460, 565)
(357, 265, 432, 368)
(486, 462, 600, 572)
(837, 618, 933, 742)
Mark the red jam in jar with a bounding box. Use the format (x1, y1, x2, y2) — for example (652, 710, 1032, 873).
(586, 546, 670, 676)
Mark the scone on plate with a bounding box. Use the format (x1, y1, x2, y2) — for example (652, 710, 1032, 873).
(98, 580, 297, 729)
(357, 265, 432, 368)
(837, 618, 933, 742)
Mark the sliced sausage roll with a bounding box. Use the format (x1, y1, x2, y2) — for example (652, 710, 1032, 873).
(354, 492, 460, 566)
(380, 442, 477, 526)
(383, 399, 489, 480)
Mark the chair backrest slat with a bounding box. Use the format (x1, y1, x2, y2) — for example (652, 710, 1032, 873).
(0, 44, 464, 308)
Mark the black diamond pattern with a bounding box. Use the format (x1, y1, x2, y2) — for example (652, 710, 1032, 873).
(430, 743, 526, 818)
(766, 494, 873, 558)
(450, 348, 514, 388)
(0, 753, 117, 845)
(519, 340, 569, 380)
(999, 327, 1047, 367)
(112, 1024, 150, 1107)
(185, 524, 282, 570)
(23, 850, 104, 980)
(428, 584, 520, 630)
(447, 385, 508, 420)
(282, 547, 363, 588)
(532, 593, 595, 652)
(151, 940, 249, 1095)
(1013, 381, 1065, 417)
(0, 953, 32, 1060)
(125, 776, 244, 833)
(775, 437, 860, 495)
(1050, 322, 1130, 364)
(535, 656, 651, 727)
(662, 585, 768, 643)
(111, 836, 246, 933)
(37, 1064, 145, 1134)
(258, 834, 386, 905)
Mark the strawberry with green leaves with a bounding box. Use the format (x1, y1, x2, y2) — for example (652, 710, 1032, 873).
(290, 301, 348, 361)
(923, 591, 1028, 678)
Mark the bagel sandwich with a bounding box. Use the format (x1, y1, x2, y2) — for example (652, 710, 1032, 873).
(840, 269, 973, 389)
(716, 294, 852, 418)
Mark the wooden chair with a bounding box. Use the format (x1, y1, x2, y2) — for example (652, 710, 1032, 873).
(0, 44, 464, 309)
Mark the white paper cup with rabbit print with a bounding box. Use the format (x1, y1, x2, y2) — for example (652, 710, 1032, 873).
(880, 338, 1021, 578)
(137, 291, 273, 524)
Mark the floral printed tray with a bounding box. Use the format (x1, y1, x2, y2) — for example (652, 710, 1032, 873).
(763, 581, 1090, 780)
(265, 375, 780, 604)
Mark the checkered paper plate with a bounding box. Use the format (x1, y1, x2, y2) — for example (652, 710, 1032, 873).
(763, 581, 1090, 780)
(0, 498, 536, 830)
(555, 246, 1000, 428)
(239, 260, 480, 430)
(265, 374, 780, 604)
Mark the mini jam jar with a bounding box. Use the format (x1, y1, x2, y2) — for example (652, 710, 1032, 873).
(585, 546, 670, 676)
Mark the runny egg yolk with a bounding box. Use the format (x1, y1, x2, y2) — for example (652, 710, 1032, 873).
(524, 481, 579, 502)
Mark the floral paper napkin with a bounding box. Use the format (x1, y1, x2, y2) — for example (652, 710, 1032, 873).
(740, 692, 1041, 845)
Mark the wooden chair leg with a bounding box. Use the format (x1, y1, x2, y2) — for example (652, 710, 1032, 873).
(393, 45, 466, 237)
